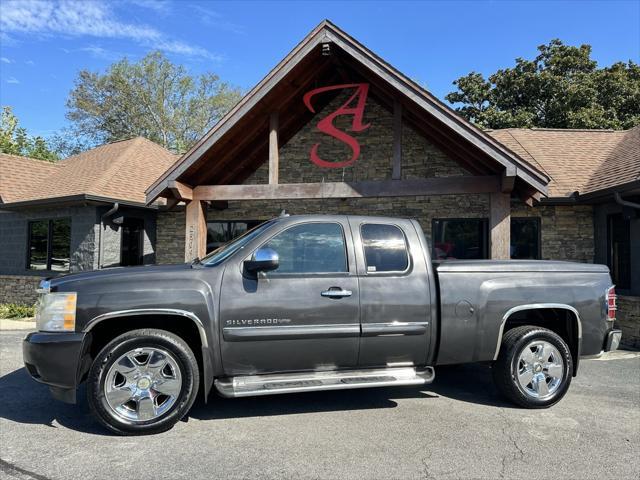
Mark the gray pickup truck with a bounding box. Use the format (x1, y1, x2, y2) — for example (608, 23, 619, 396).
(23, 214, 622, 435)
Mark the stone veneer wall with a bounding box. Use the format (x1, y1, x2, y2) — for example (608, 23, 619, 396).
(155, 93, 491, 260)
(156, 209, 186, 264)
(155, 93, 596, 265)
(0, 275, 43, 305)
(511, 203, 594, 262)
(617, 296, 640, 348)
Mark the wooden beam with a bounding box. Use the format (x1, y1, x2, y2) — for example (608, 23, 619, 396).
(168, 181, 193, 201)
(490, 192, 511, 260)
(184, 200, 206, 261)
(501, 172, 516, 193)
(392, 100, 402, 180)
(269, 112, 279, 184)
(164, 197, 180, 211)
(194, 176, 500, 201)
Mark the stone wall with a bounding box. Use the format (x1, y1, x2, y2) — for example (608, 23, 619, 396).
(156, 209, 186, 264)
(0, 275, 43, 305)
(155, 94, 493, 260)
(155, 93, 596, 265)
(0, 206, 99, 275)
(511, 203, 594, 262)
(244, 92, 471, 186)
(617, 295, 640, 349)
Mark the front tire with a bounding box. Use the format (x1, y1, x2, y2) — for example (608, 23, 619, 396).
(492, 326, 572, 408)
(87, 329, 199, 435)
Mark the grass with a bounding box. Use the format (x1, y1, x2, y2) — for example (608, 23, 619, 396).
(0, 303, 36, 319)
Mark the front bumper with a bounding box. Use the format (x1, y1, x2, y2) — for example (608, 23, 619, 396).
(23, 331, 87, 403)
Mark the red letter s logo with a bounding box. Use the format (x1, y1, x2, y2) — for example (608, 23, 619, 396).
(302, 83, 370, 168)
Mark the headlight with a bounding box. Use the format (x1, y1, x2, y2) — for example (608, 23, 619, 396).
(36, 292, 77, 332)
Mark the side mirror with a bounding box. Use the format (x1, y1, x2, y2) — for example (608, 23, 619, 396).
(244, 248, 279, 273)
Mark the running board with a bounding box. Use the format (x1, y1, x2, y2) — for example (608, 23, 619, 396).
(214, 367, 435, 398)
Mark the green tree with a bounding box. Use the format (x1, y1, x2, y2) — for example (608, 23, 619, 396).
(446, 40, 640, 130)
(0, 106, 59, 161)
(66, 51, 243, 153)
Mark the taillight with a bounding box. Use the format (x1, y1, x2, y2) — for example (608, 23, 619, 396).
(606, 286, 617, 321)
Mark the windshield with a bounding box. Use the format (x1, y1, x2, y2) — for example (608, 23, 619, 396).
(200, 220, 275, 267)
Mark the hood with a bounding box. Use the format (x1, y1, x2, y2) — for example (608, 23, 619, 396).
(49, 263, 193, 290)
(435, 259, 610, 274)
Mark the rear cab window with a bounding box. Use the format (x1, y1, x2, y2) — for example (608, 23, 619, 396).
(360, 223, 409, 273)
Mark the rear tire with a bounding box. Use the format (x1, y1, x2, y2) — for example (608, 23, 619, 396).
(492, 325, 572, 408)
(87, 328, 199, 435)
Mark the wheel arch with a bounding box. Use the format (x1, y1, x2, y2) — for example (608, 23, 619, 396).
(494, 304, 582, 375)
(80, 309, 214, 400)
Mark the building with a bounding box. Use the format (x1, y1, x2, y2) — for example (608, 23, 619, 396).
(0, 137, 176, 302)
(1, 21, 638, 346)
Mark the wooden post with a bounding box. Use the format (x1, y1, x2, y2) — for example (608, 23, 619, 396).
(269, 112, 279, 185)
(392, 100, 402, 180)
(490, 192, 511, 260)
(185, 200, 206, 261)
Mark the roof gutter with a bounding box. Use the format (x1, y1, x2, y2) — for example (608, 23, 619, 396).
(0, 194, 158, 210)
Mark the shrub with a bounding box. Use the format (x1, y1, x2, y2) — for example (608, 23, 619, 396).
(0, 303, 36, 319)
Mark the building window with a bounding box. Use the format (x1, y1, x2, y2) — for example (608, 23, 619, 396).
(607, 214, 631, 289)
(432, 218, 488, 260)
(206, 220, 263, 252)
(361, 223, 409, 272)
(511, 217, 541, 259)
(27, 218, 71, 271)
(262, 222, 348, 274)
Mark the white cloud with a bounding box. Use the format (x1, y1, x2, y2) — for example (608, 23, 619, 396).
(79, 45, 129, 61)
(0, 0, 219, 60)
(128, 0, 172, 14)
(1, 57, 12, 63)
(6, 77, 20, 84)
(25, 60, 35, 65)
(191, 5, 246, 35)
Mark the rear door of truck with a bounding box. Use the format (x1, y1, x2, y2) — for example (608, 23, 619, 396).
(348, 217, 434, 367)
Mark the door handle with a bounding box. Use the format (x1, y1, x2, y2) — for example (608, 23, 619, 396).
(321, 287, 353, 298)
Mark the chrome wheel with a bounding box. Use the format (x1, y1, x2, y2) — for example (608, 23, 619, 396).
(515, 340, 564, 400)
(103, 347, 182, 423)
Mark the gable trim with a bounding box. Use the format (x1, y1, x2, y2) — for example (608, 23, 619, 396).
(146, 21, 548, 204)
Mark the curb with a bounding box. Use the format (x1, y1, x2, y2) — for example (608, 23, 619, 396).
(0, 318, 36, 331)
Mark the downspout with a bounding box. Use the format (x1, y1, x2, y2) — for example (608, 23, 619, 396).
(614, 192, 640, 210)
(102, 202, 120, 220)
(99, 203, 120, 269)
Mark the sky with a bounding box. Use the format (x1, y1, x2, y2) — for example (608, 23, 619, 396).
(1, 0, 639, 139)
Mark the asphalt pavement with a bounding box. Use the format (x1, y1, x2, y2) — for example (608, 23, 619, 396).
(0, 329, 638, 480)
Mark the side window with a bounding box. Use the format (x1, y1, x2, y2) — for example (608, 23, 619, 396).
(263, 223, 348, 274)
(361, 223, 409, 273)
(27, 218, 71, 271)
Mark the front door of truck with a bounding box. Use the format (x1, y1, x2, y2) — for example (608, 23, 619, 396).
(219, 219, 360, 375)
(348, 218, 432, 367)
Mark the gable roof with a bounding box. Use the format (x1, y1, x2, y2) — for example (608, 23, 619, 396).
(146, 20, 549, 203)
(487, 127, 640, 198)
(0, 137, 178, 207)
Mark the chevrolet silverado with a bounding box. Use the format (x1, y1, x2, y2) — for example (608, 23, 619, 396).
(23, 214, 622, 435)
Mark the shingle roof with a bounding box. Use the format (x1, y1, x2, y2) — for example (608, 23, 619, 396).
(0, 137, 178, 205)
(0, 153, 61, 203)
(487, 127, 640, 197)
